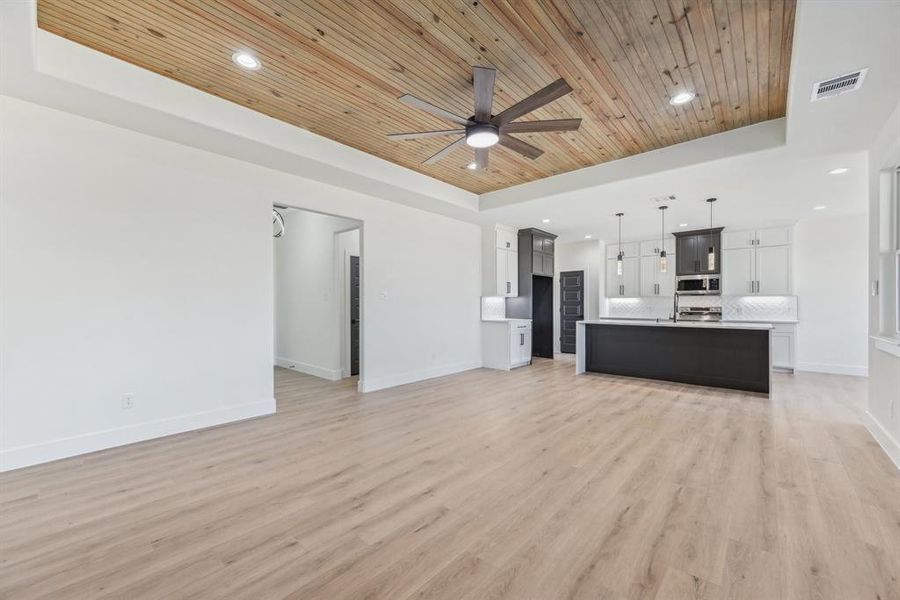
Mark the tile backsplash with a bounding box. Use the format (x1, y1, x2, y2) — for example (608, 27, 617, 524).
(605, 295, 798, 322)
(481, 296, 507, 320)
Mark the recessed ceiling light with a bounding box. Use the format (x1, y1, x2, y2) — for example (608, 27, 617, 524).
(232, 51, 261, 70)
(584, 234, 592, 239)
(813, 205, 827, 210)
(466, 162, 478, 170)
(669, 92, 695, 106)
(827, 167, 849, 175)
(542, 218, 551, 223)
(679, 223, 688, 227)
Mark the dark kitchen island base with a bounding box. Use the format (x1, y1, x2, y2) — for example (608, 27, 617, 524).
(580, 322, 771, 394)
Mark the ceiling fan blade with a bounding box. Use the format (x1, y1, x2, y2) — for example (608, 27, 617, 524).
(388, 129, 465, 140)
(499, 134, 544, 160)
(474, 148, 489, 170)
(473, 66, 496, 122)
(492, 78, 573, 125)
(501, 118, 582, 134)
(399, 94, 471, 126)
(424, 136, 467, 165)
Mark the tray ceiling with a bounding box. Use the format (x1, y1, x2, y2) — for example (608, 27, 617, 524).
(37, 0, 796, 194)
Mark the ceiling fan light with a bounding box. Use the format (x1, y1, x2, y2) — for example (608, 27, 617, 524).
(466, 123, 499, 148)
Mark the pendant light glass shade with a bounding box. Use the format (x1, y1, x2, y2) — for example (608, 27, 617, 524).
(706, 198, 717, 271)
(615, 213, 624, 276)
(658, 205, 668, 273)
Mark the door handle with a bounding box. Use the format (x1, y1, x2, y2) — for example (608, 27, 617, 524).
(506, 281, 511, 293)
(520, 333, 524, 345)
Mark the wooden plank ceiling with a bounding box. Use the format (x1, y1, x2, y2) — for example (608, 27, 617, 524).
(37, 0, 796, 194)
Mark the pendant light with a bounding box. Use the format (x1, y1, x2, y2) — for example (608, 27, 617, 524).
(706, 198, 717, 271)
(615, 212, 624, 276)
(658, 205, 668, 273)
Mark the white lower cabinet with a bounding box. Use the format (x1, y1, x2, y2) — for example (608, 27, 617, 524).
(770, 323, 795, 371)
(482, 319, 532, 370)
(728, 321, 795, 371)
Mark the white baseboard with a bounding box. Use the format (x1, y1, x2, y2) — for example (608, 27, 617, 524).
(864, 411, 900, 470)
(275, 357, 342, 381)
(359, 360, 482, 393)
(0, 398, 275, 472)
(795, 362, 868, 377)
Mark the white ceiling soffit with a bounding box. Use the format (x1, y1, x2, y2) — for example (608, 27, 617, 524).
(0, 1, 480, 223)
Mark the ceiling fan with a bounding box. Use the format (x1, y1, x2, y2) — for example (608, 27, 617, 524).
(388, 66, 581, 171)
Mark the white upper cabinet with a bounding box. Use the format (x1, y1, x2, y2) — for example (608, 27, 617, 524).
(606, 241, 639, 260)
(606, 257, 639, 297)
(722, 229, 756, 249)
(490, 225, 518, 298)
(756, 227, 792, 247)
(639, 238, 676, 257)
(756, 245, 791, 295)
(639, 254, 676, 296)
(495, 249, 519, 297)
(722, 226, 793, 295)
(496, 226, 517, 251)
(723, 247, 755, 295)
(723, 226, 792, 249)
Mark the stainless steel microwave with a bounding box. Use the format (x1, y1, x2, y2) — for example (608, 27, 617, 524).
(676, 275, 721, 295)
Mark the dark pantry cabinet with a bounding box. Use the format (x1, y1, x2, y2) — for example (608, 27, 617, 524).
(507, 228, 557, 359)
(673, 227, 723, 275)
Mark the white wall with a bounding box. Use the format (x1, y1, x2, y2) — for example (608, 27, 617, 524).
(0, 96, 274, 470)
(794, 214, 869, 375)
(0, 96, 482, 471)
(553, 241, 604, 353)
(274, 209, 359, 380)
(866, 100, 900, 468)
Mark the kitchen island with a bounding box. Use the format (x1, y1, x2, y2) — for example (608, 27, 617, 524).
(576, 319, 773, 393)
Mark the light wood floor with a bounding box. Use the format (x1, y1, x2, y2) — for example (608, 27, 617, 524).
(1, 358, 897, 599)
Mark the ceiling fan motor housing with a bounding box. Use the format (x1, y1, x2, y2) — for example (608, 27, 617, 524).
(466, 122, 499, 148)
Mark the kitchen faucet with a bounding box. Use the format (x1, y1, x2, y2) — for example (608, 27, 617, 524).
(672, 291, 679, 323)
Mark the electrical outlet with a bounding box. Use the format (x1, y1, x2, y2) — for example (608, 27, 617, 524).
(121, 394, 134, 410)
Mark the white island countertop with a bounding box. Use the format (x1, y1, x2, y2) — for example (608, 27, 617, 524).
(578, 319, 772, 331)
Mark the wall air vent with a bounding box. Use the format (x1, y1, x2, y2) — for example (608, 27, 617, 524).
(810, 68, 868, 102)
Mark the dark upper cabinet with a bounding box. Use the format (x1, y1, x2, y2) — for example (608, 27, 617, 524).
(674, 227, 723, 275)
(520, 228, 557, 277)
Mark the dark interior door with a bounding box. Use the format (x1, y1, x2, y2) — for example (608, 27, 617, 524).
(350, 255, 360, 376)
(559, 270, 584, 354)
(532, 275, 554, 358)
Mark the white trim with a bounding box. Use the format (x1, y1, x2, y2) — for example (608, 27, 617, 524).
(359, 360, 482, 393)
(872, 335, 900, 358)
(795, 362, 868, 377)
(864, 411, 900, 470)
(0, 398, 276, 472)
(275, 357, 342, 381)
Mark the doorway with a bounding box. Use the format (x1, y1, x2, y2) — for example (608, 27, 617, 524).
(273, 205, 362, 383)
(350, 255, 360, 376)
(559, 270, 584, 354)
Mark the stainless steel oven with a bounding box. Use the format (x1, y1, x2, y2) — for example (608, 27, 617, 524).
(676, 274, 721, 295)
